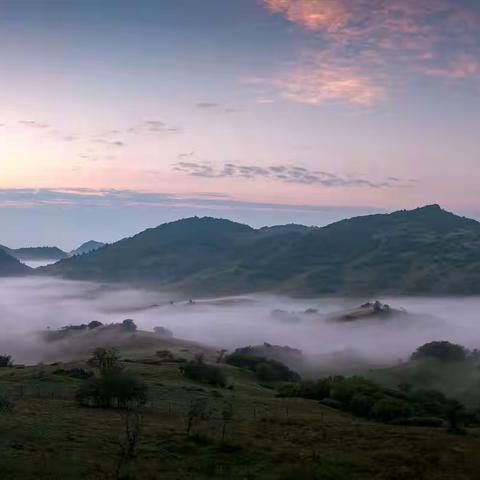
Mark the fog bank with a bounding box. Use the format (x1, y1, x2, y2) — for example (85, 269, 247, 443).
(1, 277, 480, 365)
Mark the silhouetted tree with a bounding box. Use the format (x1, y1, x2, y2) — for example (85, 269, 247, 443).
(411, 341, 467, 363)
(0, 355, 12, 368)
(88, 320, 103, 329)
(122, 319, 137, 332)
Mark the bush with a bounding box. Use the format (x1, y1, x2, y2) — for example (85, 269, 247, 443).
(278, 375, 464, 426)
(153, 326, 173, 338)
(0, 389, 13, 413)
(78, 346, 147, 408)
(371, 398, 413, 422)
(181, 361, 226, 387)
(76, 370, 147, 408)
(390, 417, 445, 427)
(54, 368, 94, 380)
(0, 355, 13, 368)
(411, 341, 467, 363)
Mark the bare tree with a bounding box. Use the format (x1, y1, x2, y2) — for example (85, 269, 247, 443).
(221, 399, 234, 442)
(115, 408, 142, 480)
(186, 398, 207, 436)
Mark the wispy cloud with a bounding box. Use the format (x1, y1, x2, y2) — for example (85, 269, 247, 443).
(261, 0, 480, 105)
(195, 102, 239, 113)
(173, 161, 412, 188)
(19, 120, 51, 129)
(127, 120, 181, 135)
(0, 188, 383, 217)
(196, 102, 220, 109)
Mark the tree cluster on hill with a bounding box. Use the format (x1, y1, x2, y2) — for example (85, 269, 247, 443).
(60, 319, 137, 334)
(411, 341, 468, 363)
(225, 347, 301, 382)
(278, 375, 474, 430)
(180, 353, 227, 387)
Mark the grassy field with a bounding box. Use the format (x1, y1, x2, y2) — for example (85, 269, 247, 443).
(1, 332, 480, 479)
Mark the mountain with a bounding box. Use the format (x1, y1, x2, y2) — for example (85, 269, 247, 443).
(70, 240, 105, 256)
(8, 246, 68, 261)
(0, 249, 32, 276)
(40, 205, 480, 295)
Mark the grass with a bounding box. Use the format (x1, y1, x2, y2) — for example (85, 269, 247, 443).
(1, 332, 480, 479)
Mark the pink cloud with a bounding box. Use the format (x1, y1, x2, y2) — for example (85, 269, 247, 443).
(273, 51, 386, 106)
(262, 0, 480, 104)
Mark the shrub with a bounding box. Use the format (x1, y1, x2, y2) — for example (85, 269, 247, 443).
(153, 326, 173, 338)
(54, 368, 94, 380)
(0, 389, 13, 413)
(181, 361, 227, 388)
(78, 347, 147, 408)
(279, 375, 462, 426)
(349, 393, 375, 418)
(390, 417, 445, 427)
(371, 398, 413, 422)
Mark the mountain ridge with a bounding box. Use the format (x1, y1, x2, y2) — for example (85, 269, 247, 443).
(39, 205, 480, 295)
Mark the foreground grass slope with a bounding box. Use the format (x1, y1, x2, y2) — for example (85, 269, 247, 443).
(41, 205, 480, 295)
(1, 331, 480, 479)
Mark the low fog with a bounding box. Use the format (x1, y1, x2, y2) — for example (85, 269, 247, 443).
(2, 276, 480, 367)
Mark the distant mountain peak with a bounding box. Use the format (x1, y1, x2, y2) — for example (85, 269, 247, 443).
(70, 240, 105, 256)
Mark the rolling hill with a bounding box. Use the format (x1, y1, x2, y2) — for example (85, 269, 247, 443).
(40, 205, 480, 295)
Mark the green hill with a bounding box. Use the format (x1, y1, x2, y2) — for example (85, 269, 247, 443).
(41, 205, 480, 295)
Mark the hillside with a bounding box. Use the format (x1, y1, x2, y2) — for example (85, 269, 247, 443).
(0, 250, 32, 276)
(2, 329, 479, 479)
(41, 205, 480, 295)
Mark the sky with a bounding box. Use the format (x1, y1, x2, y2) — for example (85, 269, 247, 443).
(1, 0, 480, 248)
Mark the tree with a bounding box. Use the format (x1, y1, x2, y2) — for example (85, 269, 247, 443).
(88, 347, 121, 375)
(221, 399, 234, 441)
(0, 355, 12, 368)
(113, 408, 143, 480)
(186, 398, 207, 436)
(78, 347, 147, 408)
(76, 369, 147, 408)
(411, 341, 467, 363)
(122, 319, 137, 332)
(181, 360, 227, 387)
(88, 320, 103, 329)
